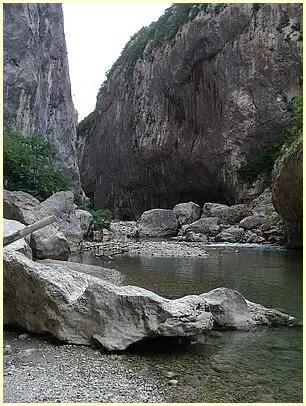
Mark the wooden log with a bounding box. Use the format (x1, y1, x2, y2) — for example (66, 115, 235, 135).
(4, 215, 57, 247)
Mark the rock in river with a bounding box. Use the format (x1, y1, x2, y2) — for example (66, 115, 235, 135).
(173, 202, 201, 226)
(136, 209, 178, 238)
(4, 245, 298, 350)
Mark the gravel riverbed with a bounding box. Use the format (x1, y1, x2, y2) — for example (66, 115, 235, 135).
(83, 239, 211, 258)
(4, 326, 287, 403)
(4, 328, 174, 403)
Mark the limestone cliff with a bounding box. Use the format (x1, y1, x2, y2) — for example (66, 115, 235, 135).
(272, 139, 303, 249)
(4, 3, 81, 195)
(78, 3, 302, 219)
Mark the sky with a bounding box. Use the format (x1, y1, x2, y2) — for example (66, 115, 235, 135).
(63, 4, 169, 122)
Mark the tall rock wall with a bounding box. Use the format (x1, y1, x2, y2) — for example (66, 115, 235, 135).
(272, 139, 303, 249)
(78, 3, 302, 219)
(4, 3, 81, 195)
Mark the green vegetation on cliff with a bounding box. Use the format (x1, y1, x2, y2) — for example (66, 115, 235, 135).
(238, 95, 303, 182)
(4, 130, 70, 200)
(101, 3, 225, 83)
(77, 112, 94, 136)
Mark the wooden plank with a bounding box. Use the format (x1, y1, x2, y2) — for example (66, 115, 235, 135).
(4, 215, 57, 247)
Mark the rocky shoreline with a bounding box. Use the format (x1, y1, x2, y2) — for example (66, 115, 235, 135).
(82, 238, 283, 260)
(4, 323, 301, 403)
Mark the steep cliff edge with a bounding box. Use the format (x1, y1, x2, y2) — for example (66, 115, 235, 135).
(78, 3, 302, 219)
(272, 139, 302, 249)
(4, 3, 81, 195)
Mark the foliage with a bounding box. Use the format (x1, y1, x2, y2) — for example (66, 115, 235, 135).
(104, 4, 224, 79)
(90, 208, 113, 231)
(4, 129, 71, 201)
(238, 95, 303, 182)
(78, 199, 113, 230)
(77, 112, 94, 138)
(280, 95, 303, 149)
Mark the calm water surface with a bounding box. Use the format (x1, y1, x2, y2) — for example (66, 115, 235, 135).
(71, 244, 303, 402)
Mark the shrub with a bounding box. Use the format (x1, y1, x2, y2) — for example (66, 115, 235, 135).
(77, 112, 94, 138)
(78, 199, 113, 230)
(104, 4, 222, 79)
(238, 95, 303, 182)
(4, 129, 71, 200)
(90, 209, 113, 231)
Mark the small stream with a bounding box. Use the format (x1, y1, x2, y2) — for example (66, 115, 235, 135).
(70, 244, 303, 402)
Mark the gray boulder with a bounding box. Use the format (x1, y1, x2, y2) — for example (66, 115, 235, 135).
(201, 203, 230, 221)
(183, 217, 220, 236)
(245, 232, 261, 243)
(75, 209, 94, 238)
(173, 202, 201, 226)
(4, 190, 39, 225)
(226, 204, 253, 224)
(201, 287, 296, 328)
(136, 209, 178, 238)
(185, 232, 208, 243)
(215, 226, 245, 243)
(239, 214, 265, 230)
(37, 191, 83, 252)
(202, 203, 252, 225)
(3, 190, 83, 253)
(251, 188, 276, 216)
(30, 225, 71, 260)
(4, 219, 32, 259)
(4, 249, 213, 350)
(4, 250, 297, 351)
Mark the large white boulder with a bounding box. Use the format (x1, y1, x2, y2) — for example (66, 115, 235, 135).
(4, 249, 213, 350)
(136, 209, 178, 237)
(4, 250, 298, 351)
(173, 202, 201, 226)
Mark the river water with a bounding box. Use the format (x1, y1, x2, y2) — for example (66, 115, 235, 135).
(71, 244, 303, 402)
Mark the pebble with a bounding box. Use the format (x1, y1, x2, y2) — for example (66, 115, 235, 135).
(168, 379, 179, 386)
(162, 371, 177, 378)
(4, 345, 12, 355)
(211, 363, 233, 373)
(18, 334, 29, 340)
(20, 348, 35, 357)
